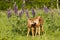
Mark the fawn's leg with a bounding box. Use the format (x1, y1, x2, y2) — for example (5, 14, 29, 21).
(42, 26, 44, 32)
(32, 27, 34, 37)
(27, 28, 30, 37)
(41, 26, 44, 34)
(35, 27, 38, 36)
(40, 25, 44, 34)
(38, 27, 40, 36)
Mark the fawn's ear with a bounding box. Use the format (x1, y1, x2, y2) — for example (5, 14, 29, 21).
(39, 16, 42, 21)
(39, 16, 44, 23)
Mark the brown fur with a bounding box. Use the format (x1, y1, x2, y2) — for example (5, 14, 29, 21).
(27, 16, 44, 37)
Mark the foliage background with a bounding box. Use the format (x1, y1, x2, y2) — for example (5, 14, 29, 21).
(0, 0, 57, 10)
(0, 9, 60, 40)
(0, 0, 60, 40)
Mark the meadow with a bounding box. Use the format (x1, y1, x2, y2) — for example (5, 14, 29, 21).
(0, 9, 60, 40)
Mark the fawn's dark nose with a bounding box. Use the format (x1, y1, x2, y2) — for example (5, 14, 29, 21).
(31, 22, 36, 28)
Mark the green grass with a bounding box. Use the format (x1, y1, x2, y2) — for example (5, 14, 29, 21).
(1, 32, 60, 40)
(0, 10, 60, 40)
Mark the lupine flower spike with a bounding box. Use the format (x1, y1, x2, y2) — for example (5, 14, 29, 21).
(32, 7, 35, 17)
(26, 9, 29, 18)
(19, 10, 23, 18)
(44, 5, 48, 14)
(7, 7, 11, 18)
(13, 2, 18, 15)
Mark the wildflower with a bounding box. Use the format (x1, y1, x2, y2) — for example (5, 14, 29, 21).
(26, 9, 29, 18)
(43, 5, 48, 13)
(22, 0, 25, 12)
(7, 7, 11, 18)
(19, 10, 23, 18)
(22, 8, 24, 13)
(13, 2, 18, 15)
(31, 7, 35, 17)
(22, 3, 25, 9)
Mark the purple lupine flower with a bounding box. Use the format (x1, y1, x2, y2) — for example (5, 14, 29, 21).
(22, 4, 25, 9)
(22, 0, 25, 12)
(19, 10, 23, 18)
(13, 2, 18, 15)
(22, 8, 24, 13)
(26, 9, 29, 18)
(22, 3, 25, 13)
(14, 2, 16, 7)
(7, 8, 11, 18)
(44, 5, 48, 14)
(32, 7, 35, 17)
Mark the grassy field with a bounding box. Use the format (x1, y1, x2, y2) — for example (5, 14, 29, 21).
(0, 10, 60, 40)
